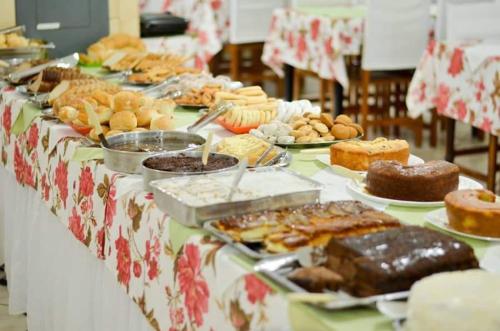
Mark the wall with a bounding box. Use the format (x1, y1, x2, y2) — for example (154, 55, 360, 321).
(0, 0, 139, 36)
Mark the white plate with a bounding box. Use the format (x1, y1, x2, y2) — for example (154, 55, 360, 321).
(315, 154, 425, 173)
(426, 208, 500, 242)
(346, 176, 483, 208)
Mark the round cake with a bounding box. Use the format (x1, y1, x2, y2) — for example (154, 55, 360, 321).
(445, 189, 500, 238)
(365, 160, 459, 202)
(404, 270, 500, 331)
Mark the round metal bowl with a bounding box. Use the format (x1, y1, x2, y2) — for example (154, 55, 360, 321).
(142, 150, 240, 191)
(103, 131, 206, 174)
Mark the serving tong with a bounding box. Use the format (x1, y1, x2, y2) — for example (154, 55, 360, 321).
(187, 101, 233, 133)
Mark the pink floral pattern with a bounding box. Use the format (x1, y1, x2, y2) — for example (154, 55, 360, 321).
(408, 40, 500, 136)
(262, 8, 363, 88)
(0, 88, 291, 331)
(177, 243, 210, 327)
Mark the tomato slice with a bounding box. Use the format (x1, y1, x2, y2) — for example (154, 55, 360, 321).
(69, 123, 91, 135)
(216, 118, 259, 134)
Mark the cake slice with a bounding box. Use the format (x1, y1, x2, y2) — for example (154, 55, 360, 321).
(330, 137, 409, 171)
(325, 226, 478, 297)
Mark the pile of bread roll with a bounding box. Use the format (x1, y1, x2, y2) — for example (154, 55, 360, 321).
(52, 81, 175, 140)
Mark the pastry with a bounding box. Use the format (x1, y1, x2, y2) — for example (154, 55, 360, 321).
(324, 226, 479, 297)
(28, 67, 92, 93)
(330, 137, 410, 171)
(213, 201, 401, 253)
(404, 270, 500, 331)
(85, 33, 146, 64)
(216, 134, 278, 166)
(445, 189, 500, 237)
(366, 160, 459, 202)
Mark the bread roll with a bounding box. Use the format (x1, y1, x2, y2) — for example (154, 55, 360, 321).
(112, 91, 142, 112)
(135, 107, 157, 127)
(109, 111, 137, 131)
(150, 114, 174, 131)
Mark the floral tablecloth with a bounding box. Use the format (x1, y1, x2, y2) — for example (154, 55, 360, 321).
(0, 82, 495, 330)
(407, 40, 500, 136)
(139, 0, 229, 69)
(261, 7, 364, 88)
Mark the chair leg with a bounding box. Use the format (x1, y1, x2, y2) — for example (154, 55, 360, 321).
(228, 44, 240, 81)
(360, 70, 370, 139)
(319, 79, 326, 112)
(445, 118, 456, 163)
(487, 134, 498, 192)
(414, 116, 423, 148)
(430, 109, 438, 147)
(292, 69, 302, 100)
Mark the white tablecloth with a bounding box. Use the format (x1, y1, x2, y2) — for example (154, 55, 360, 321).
(0, 167, 153, 331)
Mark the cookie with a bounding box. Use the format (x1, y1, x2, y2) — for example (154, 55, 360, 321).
(290, 130, 305, 138)
(348, 122, 364, 135)
(313, 122, 329, 134)
(292, 120, 308, 129)
(298, 124, 313, 134)
(320, 113, 334, 128)
(334, 114, 353, 125)
(331, 124, 351, 140)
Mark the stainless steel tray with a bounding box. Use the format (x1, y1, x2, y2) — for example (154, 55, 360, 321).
(6, 53, 79, 84)
(103, 131, 205, 174)
(141, 150, 239, 191)
(254, 255, 409, 310)
(203, 220, 295, 260)
(151, 167, 322, 228)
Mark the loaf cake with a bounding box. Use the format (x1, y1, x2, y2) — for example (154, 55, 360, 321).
(324, 226, 478, 297)
(445, 189, 500, 237)
(366, 160, 459, 202)
(404, 270, 500, 331)
(330, 137, 409, 171)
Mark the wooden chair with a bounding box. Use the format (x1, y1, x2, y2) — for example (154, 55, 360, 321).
(356, 0, 431, 146)
(292, 69, 333, 112)
(445, 118, 499, 192)
(209, 43, 284, 96)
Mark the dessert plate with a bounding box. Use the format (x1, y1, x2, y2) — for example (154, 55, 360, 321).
(425, 208, 500, 242)
(315, 154, 425, 173)
(346, 176, 483, 208)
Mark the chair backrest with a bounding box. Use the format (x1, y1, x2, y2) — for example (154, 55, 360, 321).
(435, 0, 494, 41)
(362, 0, 431, 71)
(446, 1, 500, 42)
(228, 0, 287, 44)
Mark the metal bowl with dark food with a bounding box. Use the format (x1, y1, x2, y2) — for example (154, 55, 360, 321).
(142, 150, 239, 191)
(103, 131, 206, 174)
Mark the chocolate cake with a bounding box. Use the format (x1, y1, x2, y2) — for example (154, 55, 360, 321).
(325, 226, 478, 297)
(143, 153, 238, 172)
(366, 160, 459, 202)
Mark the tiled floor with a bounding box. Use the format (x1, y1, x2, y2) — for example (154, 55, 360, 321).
(0, 286, 26, 331)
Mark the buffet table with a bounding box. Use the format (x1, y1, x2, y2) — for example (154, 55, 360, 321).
(0, 83, 496, 331)
(139, 0, 229, 68)
(261, 6, 364, 89)
(407, 40, 500, 191)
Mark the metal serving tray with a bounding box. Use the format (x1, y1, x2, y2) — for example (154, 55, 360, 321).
(151, 167, 322, 228)
(141, 150, 239, 191)
(254, 255, 409, 310)
(203, 220, 295, 260)
(6, 53, 79, 84)
(103, 131, 205, 174)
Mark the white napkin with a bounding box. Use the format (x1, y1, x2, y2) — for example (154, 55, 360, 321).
(465, 42, 500, 72)
(311, 168, 388, 210)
